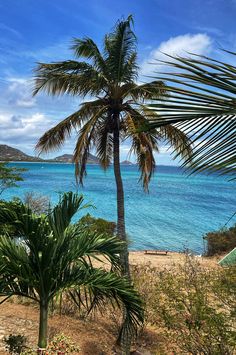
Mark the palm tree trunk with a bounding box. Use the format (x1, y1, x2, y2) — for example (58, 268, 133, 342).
(113, 119, 130, 279)
(113, 117, 131, 354)
(38, 300, 48, 350)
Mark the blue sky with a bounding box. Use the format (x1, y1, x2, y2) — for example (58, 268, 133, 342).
(0, 0, 234, 164)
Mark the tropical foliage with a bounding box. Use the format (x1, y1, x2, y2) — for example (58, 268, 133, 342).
(78, 213, 116, 237)
(147, 51, 236, 177)
(0, 192, 143, 351)
(0, 162, 26, 196)
(204, 224, 236, 256)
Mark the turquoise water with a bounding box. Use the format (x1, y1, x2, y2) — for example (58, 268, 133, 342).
(4, 162, 236, 253)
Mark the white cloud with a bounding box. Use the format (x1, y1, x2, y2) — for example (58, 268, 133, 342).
(5, 77, 36, 108)
(140, 33, 212, 76)
(0, 112, 52, 145)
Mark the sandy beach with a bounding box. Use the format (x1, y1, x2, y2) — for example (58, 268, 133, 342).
(129, 250, 221, 269)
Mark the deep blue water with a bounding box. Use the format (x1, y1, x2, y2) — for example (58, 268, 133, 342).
(4, 162, 236, 253)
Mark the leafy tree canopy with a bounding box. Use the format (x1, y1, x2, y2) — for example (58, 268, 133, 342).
(0, 162, 27, 196)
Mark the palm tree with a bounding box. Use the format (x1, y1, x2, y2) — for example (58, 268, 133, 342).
(0, 192, 143, 351)
(146, 51, 236, 177)
(33, 16, 192, 279)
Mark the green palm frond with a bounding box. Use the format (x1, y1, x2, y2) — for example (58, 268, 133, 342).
(34, 62, 107, 97)
(70, 267, 144, 335)
(71, 38, 108, 76)
(48, 191, 92, 236)
(147, 51, 236, 176)
(105, 15, 137, 83)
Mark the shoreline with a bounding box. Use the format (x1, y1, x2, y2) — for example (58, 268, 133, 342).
(128, 250, 221, 269)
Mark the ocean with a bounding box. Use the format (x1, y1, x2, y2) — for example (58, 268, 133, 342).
(4, 162, 236, 254)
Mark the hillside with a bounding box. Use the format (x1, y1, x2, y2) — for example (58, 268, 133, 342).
(0, 145, 42, 162)
(53, 153, 99, 164)
(0, 145, 99, 163)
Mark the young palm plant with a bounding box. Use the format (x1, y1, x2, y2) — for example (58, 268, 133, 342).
(33, 16, 192, 279)
(0, 192, 143, 351)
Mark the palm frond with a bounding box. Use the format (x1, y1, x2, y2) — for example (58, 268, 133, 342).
(35, 99, 105, 155)
(34, 61, 107, 97)
(73, 106, 108, 184)
(105, 15, 137, 83)
(69, 267, 144, 336)
(129, 80, 166, 101)
(95, 116, 113, 169)
(71, 38, 108, 77)
(48, 191, 92, 236)
(124, 111, 157, 191)
(147, 52, 236, 176)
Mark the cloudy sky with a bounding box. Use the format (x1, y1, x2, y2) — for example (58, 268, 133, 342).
(0, 0, 234, 164)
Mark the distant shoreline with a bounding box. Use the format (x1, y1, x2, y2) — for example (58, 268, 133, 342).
(4, 161, 180, 168)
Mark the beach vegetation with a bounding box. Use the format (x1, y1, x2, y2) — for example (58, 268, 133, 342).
(0, 192, 143, 351)
(204, 224, 236, 256)
(133, 256, 236, 354)
(77, 213, 116, 237)
(3, 334, 27, 354)
(0, 162, 26, 196)
(21, 333, 80, 354)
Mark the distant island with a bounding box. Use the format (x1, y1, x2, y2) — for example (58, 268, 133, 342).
(0, 145, 98, 164)
(0, 144, 43, 162)
(0, 145, 134, 165)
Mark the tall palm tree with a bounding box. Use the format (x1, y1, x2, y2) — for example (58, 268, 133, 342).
(146, 51, 236, 177)
(0, 192, 143, 350)
(33, 16, 192, 278)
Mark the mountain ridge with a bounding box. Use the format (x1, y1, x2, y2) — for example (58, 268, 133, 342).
(0, 145, 99, 163)
(0, 145, 135, 165)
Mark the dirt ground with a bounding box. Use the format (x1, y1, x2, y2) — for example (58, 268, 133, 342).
(0, 251, 221, 355)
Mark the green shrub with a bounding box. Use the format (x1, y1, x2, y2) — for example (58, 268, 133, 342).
(77, 213, 116, 237)
(0, 199, 23, 237)
(20, 334, 80, 354)
(132, 256, 236, 354)
(3, 334, 27, 354)
(204, 224, 236, 256)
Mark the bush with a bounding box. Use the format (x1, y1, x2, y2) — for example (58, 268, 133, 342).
(132, 256, 236, 354)
(21, 333, 80, 354)
(204, 224, 236, 256)
(3, 334, 27, 354)
(77, 213, 116, 237)
(0, 199, 23, 237)
(23, 192, 50, 215)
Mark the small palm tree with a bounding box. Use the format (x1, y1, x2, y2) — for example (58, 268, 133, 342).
(147, 51, 236, 177)
(33, 16, 192, 279)
(0, 192, 143, 350)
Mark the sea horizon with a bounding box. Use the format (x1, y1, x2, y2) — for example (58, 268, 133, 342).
(4, 162, 236, 254)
